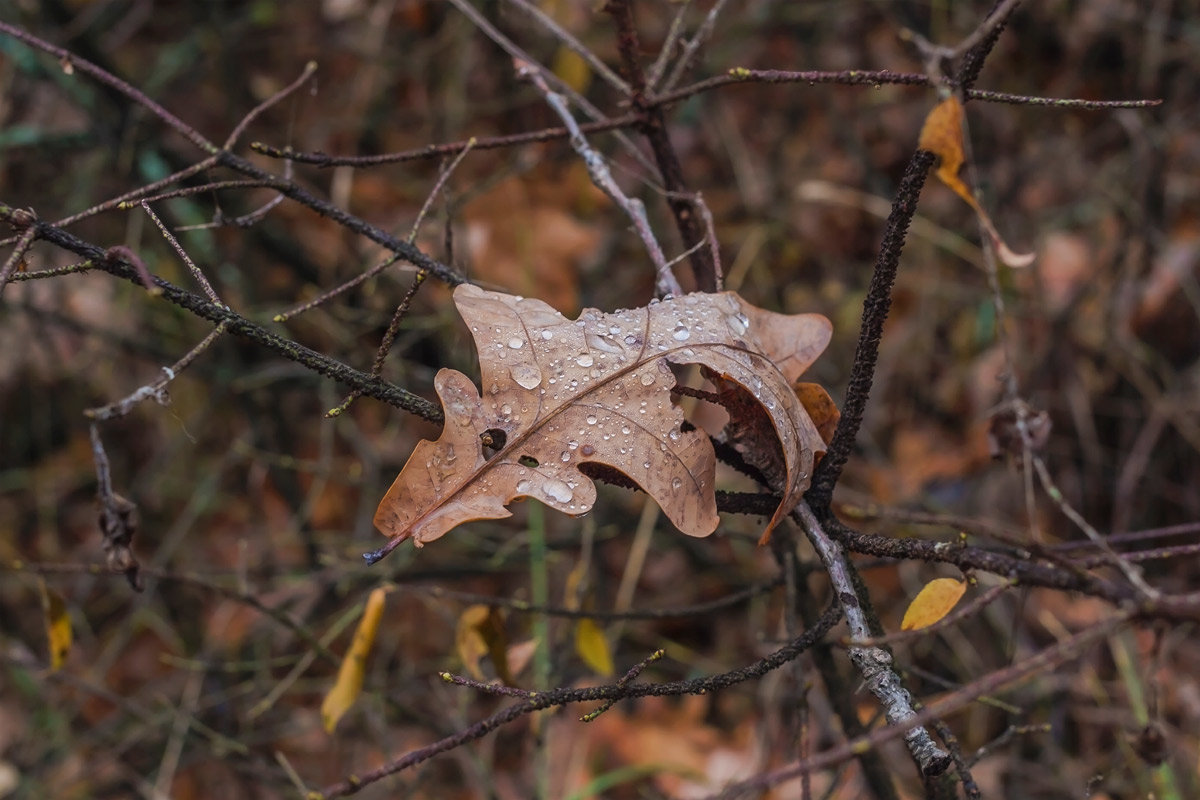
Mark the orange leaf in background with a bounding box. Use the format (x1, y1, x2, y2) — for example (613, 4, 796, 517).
(919, 96, 1035, 269)
(794, 382, 840, 446)
(371, 286, 832, 560)
(455, 604, 512, 684)
(321, 587, 389, 733)
(900, 577, 967, 631)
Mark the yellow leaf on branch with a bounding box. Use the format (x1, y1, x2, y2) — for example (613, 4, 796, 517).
(574, 618, 614, 677)
(900, 577, 967, 631)
(321, 587, 389, 733)
(918, 96, 1035, 269)
(39, 579, 71, 671)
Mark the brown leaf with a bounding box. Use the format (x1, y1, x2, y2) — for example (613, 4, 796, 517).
(372, 286, 831, 558)
(919, 96, 1035, 269)
(794, 382, 840, 446)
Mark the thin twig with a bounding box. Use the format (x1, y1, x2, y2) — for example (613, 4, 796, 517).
(646, 0, 692, 89)
(502, 0, 628, 93)
(240, 80, 1160, 174)
(273, 251, 402, 322)
(6, 260, 95, 281)
(40, 157, 220, 235)
(930, 717, 982, 800)
(659, 0, 734, 93)
(327, 140, 476, 416)
(139, 201, 223, 304)
(0, 221, 37, 298)
(85, 323, 228, 421)
(580, 648, 666, 721)
(181, 159, 295, 231)
(519, 62, 683, 297)
(118, 179, 289, 207)
(440, 672, 537, 698)
(950, 0, 1024, 60)
(1032, 455, 1161, 600)
(249, 114, 641, 167)
(965, 724, 1050, 767)
(224, 60, 318, 150)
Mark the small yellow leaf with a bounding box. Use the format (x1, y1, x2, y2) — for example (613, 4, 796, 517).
(552, 46, 592, 95)
(901, 578, 967, 631)
(321, 587, 388, 733)
(574, 618, 613, 676)
(918, 96, 1035, 269)
(455, 604, 511, 684)
(919, 96, 972, 205)
(39, 579, 71, 671)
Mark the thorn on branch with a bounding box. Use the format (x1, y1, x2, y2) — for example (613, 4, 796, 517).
(105, 245, 161, 295)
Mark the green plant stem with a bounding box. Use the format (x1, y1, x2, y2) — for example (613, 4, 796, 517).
(527, 502, 551, 799)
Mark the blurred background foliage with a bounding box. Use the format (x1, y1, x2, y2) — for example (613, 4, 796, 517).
(1, 0, 1197, 798)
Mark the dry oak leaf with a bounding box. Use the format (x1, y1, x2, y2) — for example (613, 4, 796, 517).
(370, 285, 831, 563)
(918, 95, 1035, 269)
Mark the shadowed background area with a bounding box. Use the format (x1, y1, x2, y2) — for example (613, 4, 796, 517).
(1, 1, 1197, 798)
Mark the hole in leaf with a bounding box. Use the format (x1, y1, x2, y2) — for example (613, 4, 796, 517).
(481, 428, 507, 458)
(518, 454, 539, 468)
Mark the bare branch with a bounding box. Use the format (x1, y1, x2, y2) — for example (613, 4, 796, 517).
(795, 501, 951, 777)
(519, 62, 683, 297)
(501, 0, 629, 94)
(85, 323, 228, 421)
(224, 60, 318, 150)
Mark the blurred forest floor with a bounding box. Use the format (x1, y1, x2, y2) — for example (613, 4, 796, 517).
(1, 1, 1198, 798)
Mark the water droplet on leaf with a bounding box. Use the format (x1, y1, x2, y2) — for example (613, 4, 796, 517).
(510, 364, 542, 390)
(542, 479, 573, 503)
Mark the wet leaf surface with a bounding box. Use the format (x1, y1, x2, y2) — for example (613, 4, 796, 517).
(372, 285, 831, 558)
